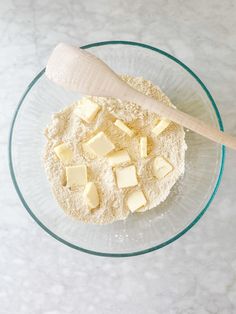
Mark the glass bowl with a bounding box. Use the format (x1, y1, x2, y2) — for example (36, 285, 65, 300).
(9, 41, 225, 257)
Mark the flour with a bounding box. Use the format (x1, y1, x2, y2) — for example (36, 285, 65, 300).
(44, 75, 187, 224)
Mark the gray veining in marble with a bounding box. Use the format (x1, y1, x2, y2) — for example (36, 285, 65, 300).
(0, 0, 236, 313)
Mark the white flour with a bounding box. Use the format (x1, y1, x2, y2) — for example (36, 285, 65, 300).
(44, 75, 187, 224)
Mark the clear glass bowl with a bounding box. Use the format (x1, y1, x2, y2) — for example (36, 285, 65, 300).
(9, 41, 225, 257)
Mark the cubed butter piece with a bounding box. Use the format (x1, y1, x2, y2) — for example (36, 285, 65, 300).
(127, 190, 147, 213)
(86, 131, 115, 157)
(152, 119, 170, 136)
(115, 165, 138, 188)
(114, 120, 134, 137)
(108, 150, 131, 166)
(75, 98, 100, 123)
(54, 143, 73, 164)
(140, 137, 148, 158)
(153, 156, 173, 179)
(65, 165, 87, 188)
(84, 182, 99, 209)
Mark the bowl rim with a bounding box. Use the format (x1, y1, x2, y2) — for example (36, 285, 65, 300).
(8, 40, 225, 257)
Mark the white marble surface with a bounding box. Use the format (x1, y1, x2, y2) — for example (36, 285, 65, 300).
(1, 0, 236, 313)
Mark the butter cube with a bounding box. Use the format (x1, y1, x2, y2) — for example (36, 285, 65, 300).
(65, 165, 87, 188)
(152, 119, 170, 136)
(114, 120, 134, 137)
(153, 156, 173, 179)
(127, 190, 147, 213)
(115, 165, 138, 188)
(140, 137, 148, 158)
(84, 182, 99, 209)
(75, 98, 100, 123)
(86, 131, 115, 157)
(108, 150, 131, 166)
(54, 143, 73, 164)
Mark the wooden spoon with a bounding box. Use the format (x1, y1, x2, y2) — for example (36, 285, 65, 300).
(46, 43, 236, 150)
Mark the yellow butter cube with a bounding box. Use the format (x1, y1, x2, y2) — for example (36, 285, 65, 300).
(127, 190, 147, 213)
(140, 137, 148, 158)
(115, 165, 138, 188)
(153, 156, 173, 179)
(108, 150, 131, 166)
(65, 165, 87, 188)
(152, 119, 170, 136)
(114, 119, 134, 137)
(75, 98, 101, 123)
(84, 182, 99, 209)
(86, 131, 115, 157)
(54, 143, 73, 164)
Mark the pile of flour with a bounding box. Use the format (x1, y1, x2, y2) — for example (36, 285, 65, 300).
(44, 75, 187, 224)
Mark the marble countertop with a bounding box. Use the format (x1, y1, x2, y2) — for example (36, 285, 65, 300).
(1, 0, 236, 313)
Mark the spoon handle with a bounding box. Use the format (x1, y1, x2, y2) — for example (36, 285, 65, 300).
(121, 86, 236, 150)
